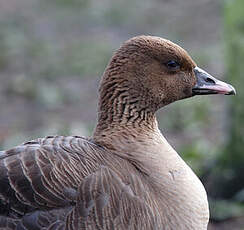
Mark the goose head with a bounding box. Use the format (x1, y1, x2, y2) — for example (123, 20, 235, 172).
(96, 36, 235, 132)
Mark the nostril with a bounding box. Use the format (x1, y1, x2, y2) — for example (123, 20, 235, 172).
(205, 77, 215, 84)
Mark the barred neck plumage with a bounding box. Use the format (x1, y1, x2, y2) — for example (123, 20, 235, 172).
(95, 92, 158, 133)
(94, 67, 160, 139)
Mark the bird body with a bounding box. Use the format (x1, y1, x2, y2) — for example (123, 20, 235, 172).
(0, 134, 208, 229)
(0, 36, 235, 229)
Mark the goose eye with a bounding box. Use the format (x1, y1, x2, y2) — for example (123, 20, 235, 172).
(166, 60, 180, 70)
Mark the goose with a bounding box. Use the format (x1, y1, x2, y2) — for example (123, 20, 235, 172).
(0, 35, 236, 230)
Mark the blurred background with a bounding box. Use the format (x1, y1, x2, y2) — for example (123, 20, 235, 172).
(0, 0, 243, 229)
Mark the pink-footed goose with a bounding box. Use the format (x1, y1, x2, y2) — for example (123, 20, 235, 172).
(0, 36, 236, 230)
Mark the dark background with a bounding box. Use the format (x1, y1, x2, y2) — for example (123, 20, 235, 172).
(0, 0, 243, 229)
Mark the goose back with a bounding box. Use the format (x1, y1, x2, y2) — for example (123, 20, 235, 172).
(0, 136, 162, 229)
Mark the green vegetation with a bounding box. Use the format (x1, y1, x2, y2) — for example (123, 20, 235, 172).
(205, 0, 244, 221)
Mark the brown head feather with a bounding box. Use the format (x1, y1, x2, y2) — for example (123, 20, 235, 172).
(95, 35, 197, 137)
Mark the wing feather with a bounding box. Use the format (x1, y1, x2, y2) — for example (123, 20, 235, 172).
(64, 166, 161, 230)
(0, 136, 161, 229)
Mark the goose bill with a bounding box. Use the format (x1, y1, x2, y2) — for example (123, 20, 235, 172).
(192, 67, 236, 95)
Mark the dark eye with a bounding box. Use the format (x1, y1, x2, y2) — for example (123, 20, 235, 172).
(166, 60, 180, 70)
